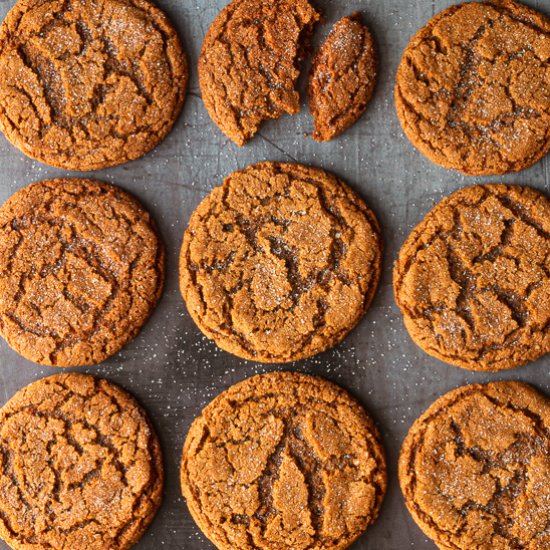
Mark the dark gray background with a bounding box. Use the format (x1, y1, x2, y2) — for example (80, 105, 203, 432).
(0, 0, 548, 548)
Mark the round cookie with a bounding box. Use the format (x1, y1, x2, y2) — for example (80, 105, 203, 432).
(180, 162, 382, 363)
(394, 184, 550, 372)
(0, 373, 163, 550)
(0, 0, 188, 170)
(399, 381, 550, 549)
(395, 0, 550, 175)
(181, 371, 387, 550)
(199, 0, 320, 146)
(308, 13, 377, 142)
(0, 178, 164, 367)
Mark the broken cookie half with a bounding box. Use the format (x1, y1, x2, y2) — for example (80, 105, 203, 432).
(308, 13, 378, 142)
(198, 0, 320, 146)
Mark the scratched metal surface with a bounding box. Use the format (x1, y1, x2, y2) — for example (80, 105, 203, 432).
(0, 0, 548, 548)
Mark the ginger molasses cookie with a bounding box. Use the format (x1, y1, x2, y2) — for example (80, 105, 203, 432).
(395, 0, 550, 175)
(308, 13, 377, 142)
(0, 373, 163, 550)
(180, 162, 382, 363)
(0, 0, 187, 170)
(400, 381, 550, 549)
(181, 371, 387, 550)
(394, 184, 550, 372)
(0, 178, 164, 367)
(199, 0, 320, 146)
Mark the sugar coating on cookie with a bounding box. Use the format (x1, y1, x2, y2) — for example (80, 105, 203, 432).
(0, 178, 164, 367)
(395, 0, 550, 175)
(0, 373, 163, 550)
(308, 13, 377, 142)
(199, 0, 320, 146)
(180, 162, 382, 363)
(0, 0, 188, 170)
(181, 371, 387, 550)
(399, 381, 550, 549)
(394, 184, 550, 372)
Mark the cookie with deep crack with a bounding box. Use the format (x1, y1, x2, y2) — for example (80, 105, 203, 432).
(0, 0, 188, 170)
(395, 0, 550, 175)
(198, 0, 320, 146)
(0, 373, 163, 550)
(394, 184, 550, 372)
(308, 13, 377, 142)
(179, 162, 382, 363)
(400, 381, 550, 549)
(181, 371, 387, 550)
(0, 178, 164, 367)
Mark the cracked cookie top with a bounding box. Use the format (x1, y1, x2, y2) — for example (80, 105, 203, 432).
(198, 0, 320, 146)
(308, 13, 377, 142)
(179, 162, 382, 363)
(0, 373, 163, 550)
(394, 184, 550, 372)
(0, 178, 164, 367)
(0, 0, 188, 170)
(181, 371, 387, 550)
(395, 0, 550, 175)
(399, 381, 550, 550)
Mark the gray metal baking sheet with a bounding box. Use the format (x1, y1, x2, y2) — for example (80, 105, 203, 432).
(0, 0, 548, 548)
